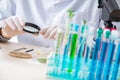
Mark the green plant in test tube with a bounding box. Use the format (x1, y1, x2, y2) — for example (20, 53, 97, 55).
(67, 9, 75, 30)
(67, 9, 75, 20)
(63, 9, 75, 43)
(61, 9, 75, 71)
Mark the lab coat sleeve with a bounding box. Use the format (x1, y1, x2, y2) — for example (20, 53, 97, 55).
(0, 0, 16, 42)
(0, 0, 16, 21)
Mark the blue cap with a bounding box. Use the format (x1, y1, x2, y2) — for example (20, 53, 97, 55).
(69, 23, 73, 30)
(73, 24, 79, 31)
(70, 23, 73, 27)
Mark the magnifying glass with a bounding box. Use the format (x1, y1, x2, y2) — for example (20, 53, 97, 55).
(23, 22, 41, 34)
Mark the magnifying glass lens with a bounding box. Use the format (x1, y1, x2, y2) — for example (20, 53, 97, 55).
(23, 22, 41, 34)
(23, 26, 39, 33)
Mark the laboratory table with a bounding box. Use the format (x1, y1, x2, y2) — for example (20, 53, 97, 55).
(0, 42, 54, 80)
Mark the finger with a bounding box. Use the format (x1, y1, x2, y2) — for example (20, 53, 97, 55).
(39, 27, 48, 35)
(44, 26, 56, 38)
(0, 21, 7, 28)
(18, 16, 25, 26)
(12, 16, 23, 31)
(1, 28, 11, 38)
(53, 33, 57, 39)
(48, 28, 57, 39)
(5, 17, 16, 30)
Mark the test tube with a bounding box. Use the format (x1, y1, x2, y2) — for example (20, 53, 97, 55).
(67, 24, 79, 73)
(103, 30, 119, 80)
(96, 29, 111, 80)
(111, 39, 120, 80)
(88, 28, 103, 80)
(82, 27, 95, 79)
(54, 29, 64, 74)
(46, 29, 63, 76)
(61, 24, 73, 71)
(84, 27, 95, 64)
(74, 20, 88, 78)
(61, 10, 74, 71)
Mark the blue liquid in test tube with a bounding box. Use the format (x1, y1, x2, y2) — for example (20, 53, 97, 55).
(61, 24, 73, 71)
(85, 27, 95, 64)
(88, 28, 103, 80)
(85, 46, 90, 63)
(74, 23, 87, 77)
(103, 30, 118, 80)
(103, 41, 115, 80)
(96, 30, 111, 80)
(53, 29, 64, 75)
(111, 43, 120, 80)
(74, 37, 84, 77)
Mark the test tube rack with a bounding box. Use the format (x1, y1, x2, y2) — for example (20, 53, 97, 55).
(46, 24, 120, 80)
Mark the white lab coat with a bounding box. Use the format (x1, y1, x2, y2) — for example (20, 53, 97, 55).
(0, 0, 99, 47)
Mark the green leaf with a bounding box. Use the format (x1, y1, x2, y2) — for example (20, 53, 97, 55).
(67, 9, 75, 19)
(83, 20, 87, 25)
(37, 58, 47, 63)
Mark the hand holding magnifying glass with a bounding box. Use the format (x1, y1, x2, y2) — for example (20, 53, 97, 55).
(0, 16, 57, 39)
(24, 23, 58, 39)
(0, 16, 42, 39)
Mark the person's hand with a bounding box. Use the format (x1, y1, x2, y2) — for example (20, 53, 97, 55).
(39, 25, 58, 39)
(0, 16, 25, 38)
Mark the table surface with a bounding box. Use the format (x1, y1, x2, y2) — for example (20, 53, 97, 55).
(0, 42, 54, 80)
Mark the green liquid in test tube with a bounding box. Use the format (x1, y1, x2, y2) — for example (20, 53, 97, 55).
(67, 24, 79, 73)
(70, 34, 78, 59)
